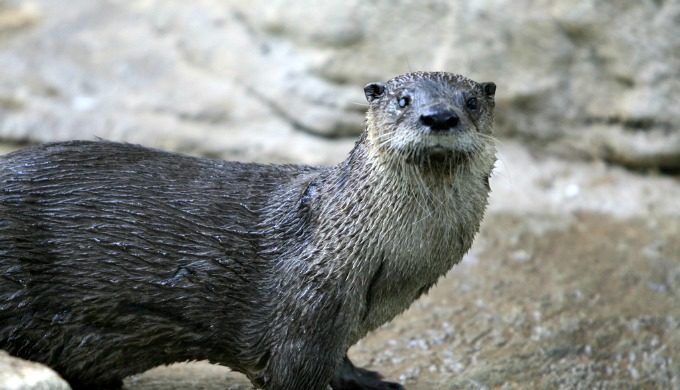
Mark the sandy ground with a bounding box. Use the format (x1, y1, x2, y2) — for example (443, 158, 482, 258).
(113, 141, 680, 389)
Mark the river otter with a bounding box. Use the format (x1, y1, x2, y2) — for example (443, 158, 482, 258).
(0, 71, 497, 390)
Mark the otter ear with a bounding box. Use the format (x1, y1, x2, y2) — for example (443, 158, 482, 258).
(364, 82, 385, 102)
(482, 82, 496, 97)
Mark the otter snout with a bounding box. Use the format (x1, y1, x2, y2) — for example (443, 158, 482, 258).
(419, 108, 460, 132)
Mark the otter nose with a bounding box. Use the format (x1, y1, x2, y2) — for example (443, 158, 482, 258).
(419, 110, 459, 132)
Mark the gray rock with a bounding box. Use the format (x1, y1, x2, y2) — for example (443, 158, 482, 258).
(0, 351, 70, 390)
(0, 1, 679, 167)
(0, 1, 40, 35)
(0, 0, 361, 165)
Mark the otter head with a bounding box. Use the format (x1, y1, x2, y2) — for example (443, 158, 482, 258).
(363, 72, 496, 167)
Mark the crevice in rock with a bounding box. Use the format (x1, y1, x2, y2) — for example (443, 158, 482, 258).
(238, 82, 355, 140)
(0, 3, 41, 36)
(0, 137, 34, 149)
(0, 95, 24, 111)
(583, 116, 673, 132)
(149, 106, 231, 127)
(601, 147, 680, 176)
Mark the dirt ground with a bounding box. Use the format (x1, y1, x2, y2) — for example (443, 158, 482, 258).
(117, 142, 680, 390)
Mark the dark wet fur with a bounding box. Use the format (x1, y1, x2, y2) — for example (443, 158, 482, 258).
(0, 141, 405, 389)
(0, 141, 302, 386)
(0, 72, 496, 390)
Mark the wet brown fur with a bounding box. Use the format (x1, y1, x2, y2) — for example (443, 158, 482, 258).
(0, 72, 496, 390)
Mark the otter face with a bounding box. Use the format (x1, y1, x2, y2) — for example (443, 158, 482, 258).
(364, 72, 495, 164)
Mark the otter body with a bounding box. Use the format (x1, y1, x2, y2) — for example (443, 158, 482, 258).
(0, 72, 497, 390)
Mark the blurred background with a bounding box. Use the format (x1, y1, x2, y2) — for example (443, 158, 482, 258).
(0, 1, 679, 389)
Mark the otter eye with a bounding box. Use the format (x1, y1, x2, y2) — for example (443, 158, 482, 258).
(398, 96, 411, 108)
(466, 97, 479, 110)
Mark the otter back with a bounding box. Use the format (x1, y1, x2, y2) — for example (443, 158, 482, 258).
(0, 141, 315, 387)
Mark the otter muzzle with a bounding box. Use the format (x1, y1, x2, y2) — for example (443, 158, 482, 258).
(419, 107, 460, 132)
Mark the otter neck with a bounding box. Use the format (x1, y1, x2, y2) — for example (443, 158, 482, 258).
(310, 131, 494, 338)
(316, 130, 495, 276)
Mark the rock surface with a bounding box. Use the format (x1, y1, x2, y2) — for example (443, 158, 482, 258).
(1, 0, 679, 169)
(0, 351, 70, 390)
(1, 1, 679, 388)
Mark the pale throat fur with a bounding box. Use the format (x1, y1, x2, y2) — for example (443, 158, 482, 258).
(265, 71, 497, 347)
(301, 133, 496, 344)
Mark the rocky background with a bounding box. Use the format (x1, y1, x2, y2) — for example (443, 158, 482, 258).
(1, 0, 679, 389)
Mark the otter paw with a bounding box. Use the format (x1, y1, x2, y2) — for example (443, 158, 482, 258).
(331, 357, 405, 390)
(331, 377, 405, 390)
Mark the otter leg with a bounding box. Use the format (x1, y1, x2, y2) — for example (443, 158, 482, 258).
(261, 292, 356, 390)
(262, 338, 344, 390)
(330, 356, 404, 390)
